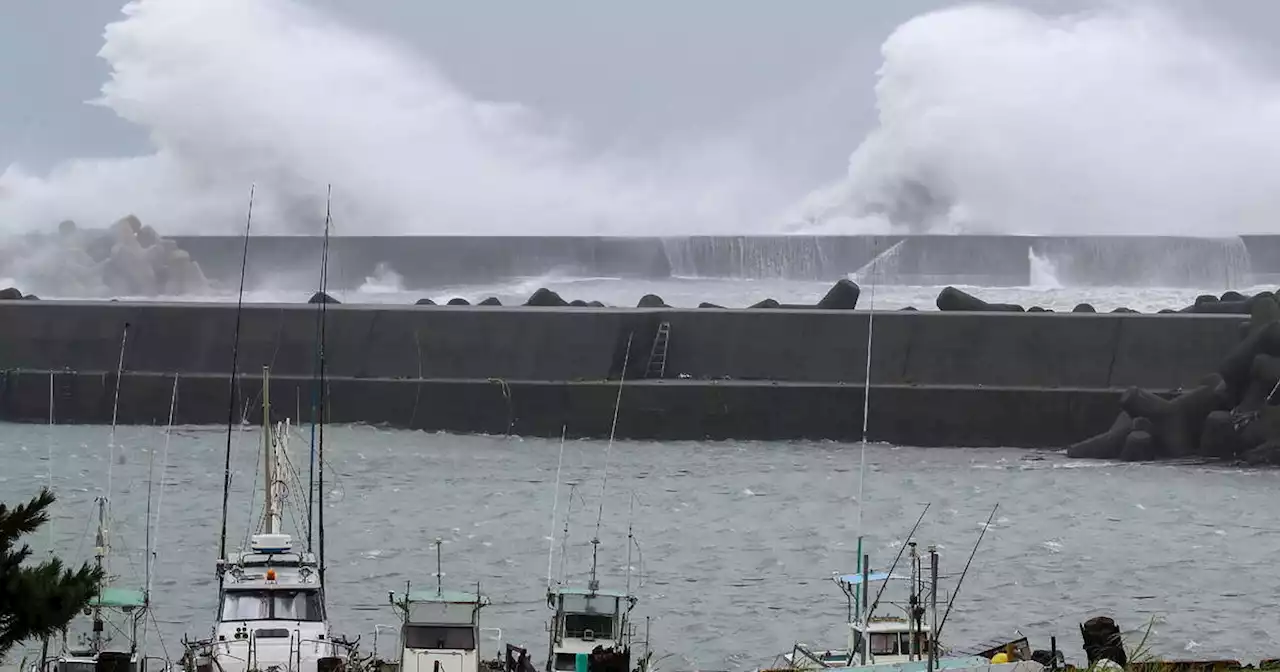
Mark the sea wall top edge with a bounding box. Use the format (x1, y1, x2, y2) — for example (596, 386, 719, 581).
(3, 300, 1251, 319)
(162, 233, 1269, 240)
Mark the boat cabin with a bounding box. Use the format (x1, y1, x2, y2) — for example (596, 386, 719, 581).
(848, 617, 933, 665)
(218, 534, 325, 629)
(546, 587, 636, 672)
(32, 588, 149, 672)
(393, 589, 489, 672)
(192, 533, 339, 672)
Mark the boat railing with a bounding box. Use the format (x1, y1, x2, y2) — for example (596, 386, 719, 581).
(371, 624, 398, 661)
(142, 655, 174, 672)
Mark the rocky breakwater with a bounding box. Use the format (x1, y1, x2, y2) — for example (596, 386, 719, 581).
(1066, 292, 1280, 465)
(0, 216, 209, 297)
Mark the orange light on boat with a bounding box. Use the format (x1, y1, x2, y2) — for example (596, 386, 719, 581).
(266, 569, 277, 581)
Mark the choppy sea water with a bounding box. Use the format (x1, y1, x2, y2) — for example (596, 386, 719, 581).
(4, 424, 1279, 670)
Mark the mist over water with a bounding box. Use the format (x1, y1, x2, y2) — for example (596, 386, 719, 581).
(4, 2, 1280, 236)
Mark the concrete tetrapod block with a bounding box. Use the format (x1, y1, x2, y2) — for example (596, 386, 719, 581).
(1243, 439, 1280, 465)
(1220, 321, 1280, 396)
(816, 279, 860, 309)
(1119, 429, 1157, 462)
(936, 286, 1023, 312)
(1198, 410, 1245, 459)
(1067, 411, 1131, 459)
(1119, 376, 1224, 458)
(525, 288, 569, 307)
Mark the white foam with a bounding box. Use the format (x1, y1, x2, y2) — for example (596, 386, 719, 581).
(0, 0, 788, 236)
(792, 4, 1280, 235)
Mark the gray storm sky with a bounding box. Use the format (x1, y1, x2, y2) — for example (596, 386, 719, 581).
(2, 0, 1279, 178)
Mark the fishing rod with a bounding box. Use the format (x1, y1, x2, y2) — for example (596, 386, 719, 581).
(218, 184, 255, 585)
(853, 237, 884, 618)
(545, 424, 567, 594)
(589, 331, 632, 590)
(936, 502, 999, 639)
(105, 321, 130, 513)
(866, 503, 931, 619)
(149, 375, 179, 606)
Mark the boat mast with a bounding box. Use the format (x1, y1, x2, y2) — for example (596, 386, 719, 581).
(262, 366, 282, 536)
(219, 185, 255, 585)
(317, 186, 332, 588)
(928, 546, 938, 672)
(590, 332, 632, 595)
(908, 542, 918, 661)
(433, 538, 444, 597)
(91, 497, 108, 654)
(545, 426, 567, 597)
(855, 248, 879, 622)
(859, 553, 869, 666)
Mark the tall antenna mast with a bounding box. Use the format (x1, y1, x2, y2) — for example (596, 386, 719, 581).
(219, 184, 255, 580)
(624, 492, 636, 596)
(433, 537, 444, 596)
(105, 322, 129, 515)
(590, 332, 632, 593)
(854, 242, 879, 618)
(261, 366, 283, 535)
(316, 185, 333, 586)
(91, 496, 108, 654)
(46, 372, 55, 554)
(546, 425, 567, 594)
(150, 376, 178, 607)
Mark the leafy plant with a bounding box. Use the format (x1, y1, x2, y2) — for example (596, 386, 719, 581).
(0, 488, 104, 663)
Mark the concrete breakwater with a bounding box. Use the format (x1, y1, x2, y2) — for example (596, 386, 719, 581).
(169, 234, 1266, 290)
(0, 300, 1248, 447)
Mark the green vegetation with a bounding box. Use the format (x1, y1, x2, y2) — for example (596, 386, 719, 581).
(0, 488, 104, 662)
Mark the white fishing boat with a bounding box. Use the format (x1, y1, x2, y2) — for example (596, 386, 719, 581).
(544, 514, 649, 672)
(32, 365, 173, 672)
(775, 543, 1040, 672)
(374, 540, 494, 672)
(782, 546, 938, 670)
(180, 367, 356, 672)
(545, 580, 641, 672)
(541, 481, 650, 672)
(30, 499, 161, 672)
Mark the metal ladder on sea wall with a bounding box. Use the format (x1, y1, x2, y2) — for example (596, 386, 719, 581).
(645, 322, 670, 379)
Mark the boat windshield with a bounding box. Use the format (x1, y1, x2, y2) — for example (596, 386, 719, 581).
(564, 613, 613, 640)
(404, 625, 476, 651)
(220, 589, 323, 621)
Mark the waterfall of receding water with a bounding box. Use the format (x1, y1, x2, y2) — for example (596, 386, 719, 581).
(849, 239, 905, 284)
(661, 238, 698, 278)
(1028, 236, 1254, 288)
(1027, 246, 1062, 289)
(660, 236, 834, 279)
(1220, 236, 1254, 289)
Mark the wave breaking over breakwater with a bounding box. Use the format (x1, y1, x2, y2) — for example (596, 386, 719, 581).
(6, 3, 1280, 235)
(0, 0, 789, 236)
(166, 234, 1261, 292)
(787, 4, 1280, 235)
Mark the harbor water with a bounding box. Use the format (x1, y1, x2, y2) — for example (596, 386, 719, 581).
(3, 423, 1278, 669)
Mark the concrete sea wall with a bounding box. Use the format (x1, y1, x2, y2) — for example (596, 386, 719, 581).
(169, 234, 1270, 290)
(0, 301, 1248, 447)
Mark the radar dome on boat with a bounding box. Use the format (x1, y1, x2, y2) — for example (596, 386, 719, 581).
(251, 533, 292, 553)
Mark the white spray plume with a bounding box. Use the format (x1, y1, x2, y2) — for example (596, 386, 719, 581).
(791, 2, 1280, 236)
(0, 0, 789, 235)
